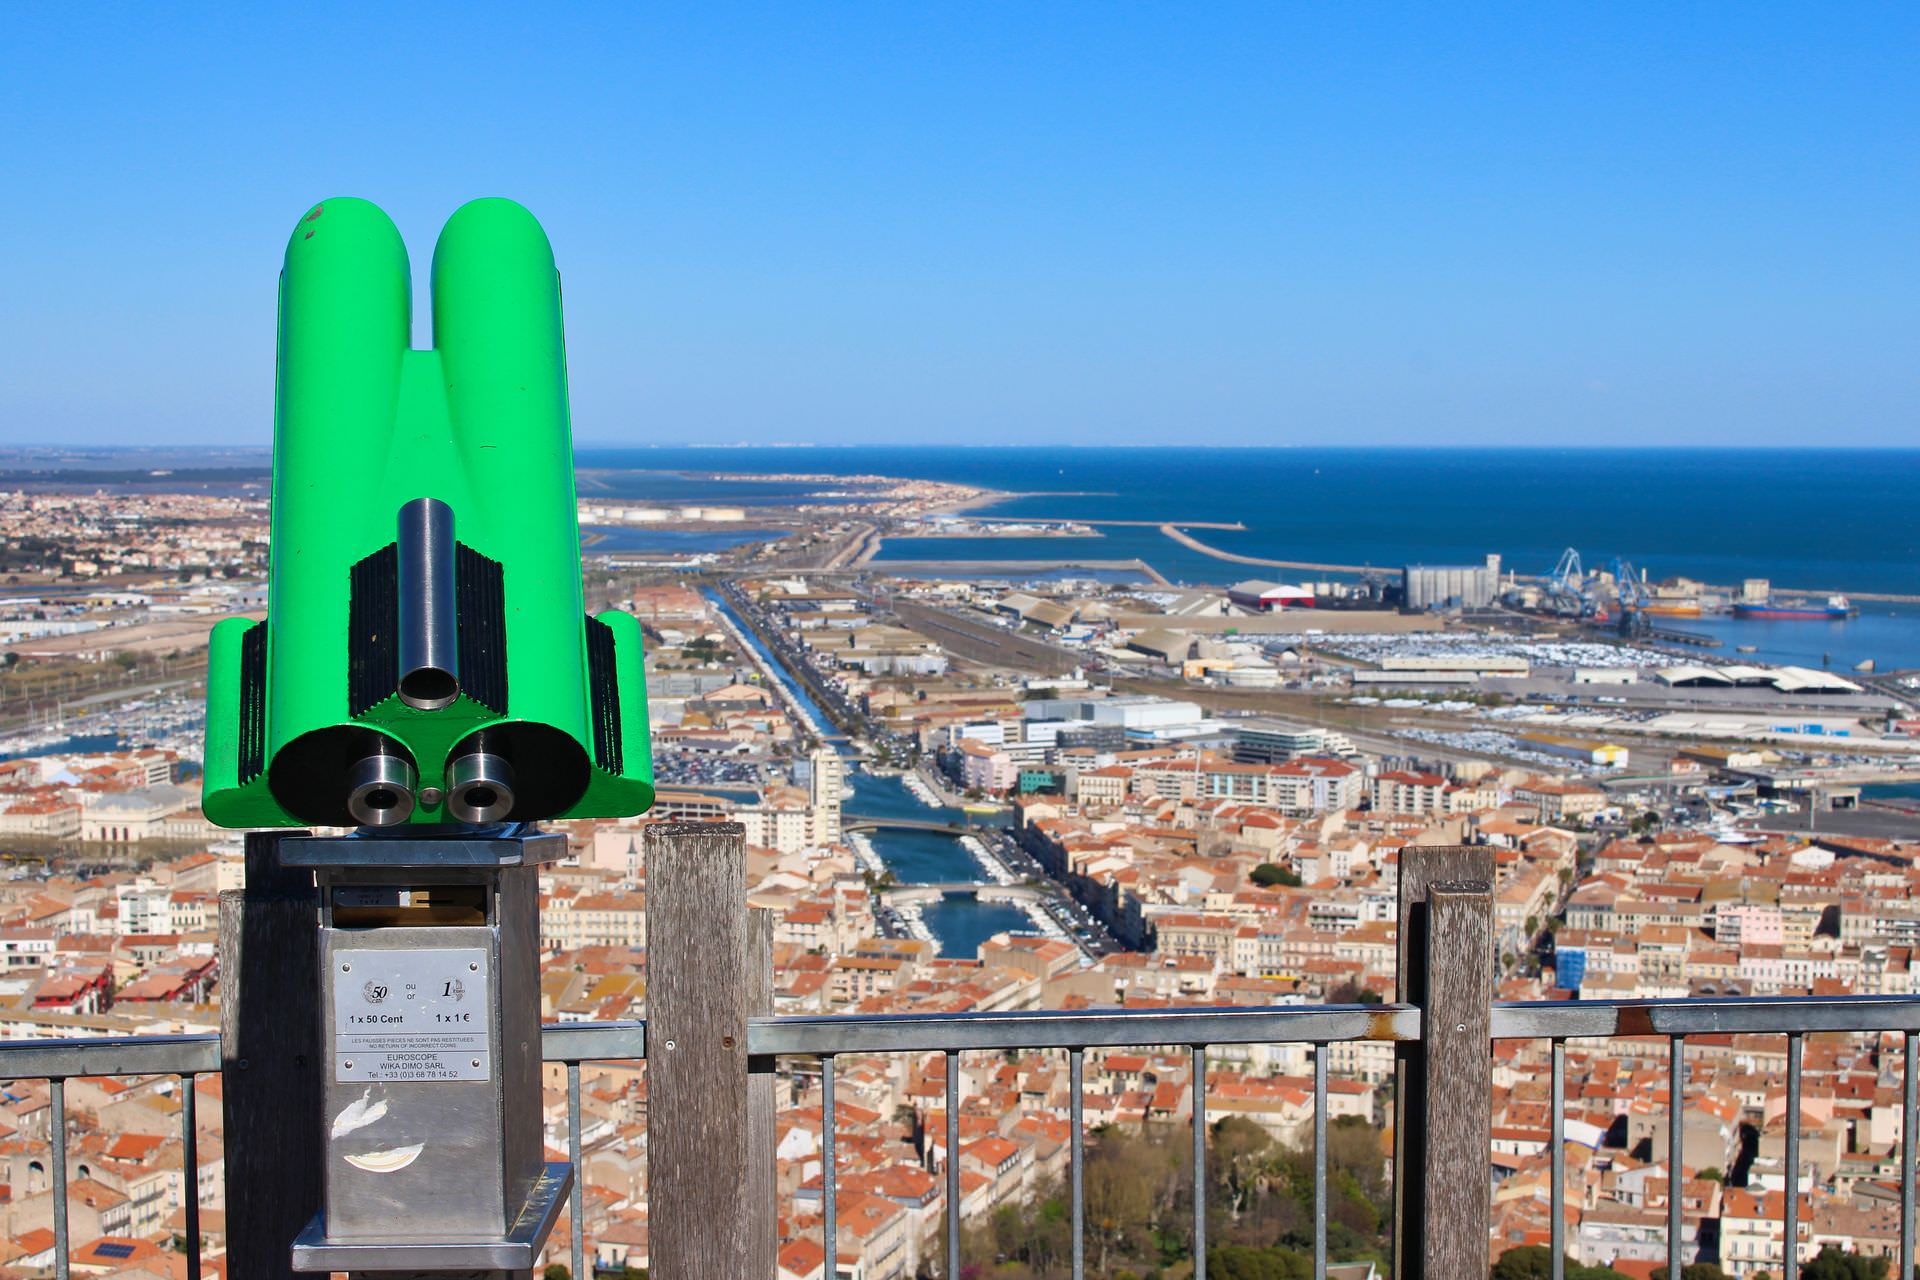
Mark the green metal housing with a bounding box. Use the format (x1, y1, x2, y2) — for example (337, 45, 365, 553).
(203, 198, 653, 828)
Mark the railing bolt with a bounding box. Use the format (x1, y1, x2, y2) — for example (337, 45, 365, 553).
(237, 1058, 250, 1071)
(723, 1035, 736, 1049)
(665, 1039, 677, 1051)
(1456, 1023, 1467, 1033)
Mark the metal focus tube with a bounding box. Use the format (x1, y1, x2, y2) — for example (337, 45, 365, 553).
(346, 745, 417, 827)
(447, 747, 515, 824)
(397, 497, 459, 709)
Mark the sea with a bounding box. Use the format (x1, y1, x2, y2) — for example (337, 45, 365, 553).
(581, 446, 1920, 671)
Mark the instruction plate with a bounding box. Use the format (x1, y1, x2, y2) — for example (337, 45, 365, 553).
(332, 947, 490, 1082)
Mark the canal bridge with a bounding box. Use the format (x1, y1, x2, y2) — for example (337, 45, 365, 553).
(842, 814, 994, 836)
(878, 882, 1051, 906)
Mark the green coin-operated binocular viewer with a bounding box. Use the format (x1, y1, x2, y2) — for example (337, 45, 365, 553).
(203, 195, 653, 830)
(204, 197, 654, 1276)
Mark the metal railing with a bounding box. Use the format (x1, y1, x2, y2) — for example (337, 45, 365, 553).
(0, 1034, 218, 1280)
(9, 994, 1917, 1280)
(1492, 996, 1920, 1280)
(762, 1004, 1419, 1280)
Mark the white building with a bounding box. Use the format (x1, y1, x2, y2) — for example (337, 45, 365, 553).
(116, 879, 173, 936)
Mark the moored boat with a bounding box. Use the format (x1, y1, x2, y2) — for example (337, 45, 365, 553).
(1731, 594, 1854, 620)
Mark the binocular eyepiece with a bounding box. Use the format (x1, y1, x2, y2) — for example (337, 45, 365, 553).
(343, 740, 517, 829)
(346, 750, 418, 827)
(446, 750, 516, 825)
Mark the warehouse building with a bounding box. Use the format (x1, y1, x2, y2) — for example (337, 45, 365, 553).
(1519, 733, 1630, 768)
(1126, 629, 1195, 664)
(994, 592, 1077, 632)
(1226, 580, 1316, 612)
(1654, 664, 1862, 695)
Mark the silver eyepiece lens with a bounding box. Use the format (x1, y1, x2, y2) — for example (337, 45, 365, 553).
(446, 751, 515, 825)
(347, 752, 417, 827)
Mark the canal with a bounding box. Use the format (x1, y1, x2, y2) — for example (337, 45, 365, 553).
(847, 773, 1029, 959)
(703, 587, 843, 749)
(703, 587, 1035, 958)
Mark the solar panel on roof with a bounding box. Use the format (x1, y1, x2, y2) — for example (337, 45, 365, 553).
(94, 1243, 135, 1259)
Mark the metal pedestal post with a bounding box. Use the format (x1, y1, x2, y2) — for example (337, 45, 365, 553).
(281, 828, 572, 1280)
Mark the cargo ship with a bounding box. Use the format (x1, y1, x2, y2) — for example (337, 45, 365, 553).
(1731, 594, 1854, 620)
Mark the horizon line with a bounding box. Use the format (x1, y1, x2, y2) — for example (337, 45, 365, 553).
(3, 441, 1917, 455)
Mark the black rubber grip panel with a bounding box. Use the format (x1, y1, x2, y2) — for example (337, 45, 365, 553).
(238, 621, 268, 784)
(347, 544, 398, 717)
(585, 614, 622, 775)
(456, 544, 507, 715)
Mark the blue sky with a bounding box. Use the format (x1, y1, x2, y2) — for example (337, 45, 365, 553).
(2, 4, 1915, 447)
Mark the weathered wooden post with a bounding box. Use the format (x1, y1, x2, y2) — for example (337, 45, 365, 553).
(220, 830, 322, 1280)
(646, 821, 757, 1279)
(1392, 846, 1494, 1280)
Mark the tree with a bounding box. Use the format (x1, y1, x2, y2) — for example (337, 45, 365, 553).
(1209, 1243, 1312, 1279)
(1250, 863, 1301, 888)
(1797, 1246, 1889, 1280)
(543, 1266, 571, 1280)
(1492, 1246, 1633, 1280)
(1211, 1117, 1272, 1217)
(1649, 1264, 1729, 1280)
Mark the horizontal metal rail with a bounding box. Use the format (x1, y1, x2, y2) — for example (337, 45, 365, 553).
(541, 1019, 646, 1061)
(9, 993, 1920, 1280)
(40, 995, 1913, 1081)
(753, 1002, 1420, 1056)
(0, 1033, 220, 1079)
(1493, 993, 1920, 1039)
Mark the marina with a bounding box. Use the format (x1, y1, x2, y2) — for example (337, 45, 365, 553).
(0, 693, 204, 765)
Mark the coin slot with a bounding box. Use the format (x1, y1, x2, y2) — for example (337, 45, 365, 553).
(330, 883, 488, 928)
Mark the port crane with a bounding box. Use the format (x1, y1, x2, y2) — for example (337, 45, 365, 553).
(1606, 556, 1655, 635)
(1607, 557, 1650, 612)
(1542, 547, 1593, 616)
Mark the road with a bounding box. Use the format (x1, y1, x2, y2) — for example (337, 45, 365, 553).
(854, 558, 1171, 585)
(890, 599, 1083, 676)
(1157, 525, 1374, 574)
(1744, 806, 1920, 841)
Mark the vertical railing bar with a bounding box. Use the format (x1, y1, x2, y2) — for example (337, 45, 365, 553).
(51, 1077, 68, 1280)
(1903, 1030, 1916, 1280)
(946, 1049, 961, 1280)
(1668, 1035, 1683, 1279)
(1785, 1032, 1802, 1280)
(1192, 1043, 1207, 1280)
(1313, 1044, 1327, 1280)
(567, 1060, 584, 1280)
(1070, 1048, 1084, 1280)
(179, 1074, 200, 1280)
(1550, 1040, 1565, 1280)
(823, 1054, 837, 1280)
